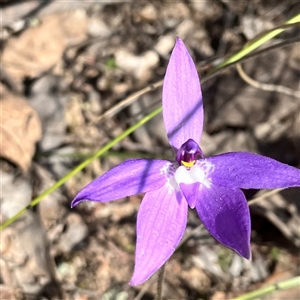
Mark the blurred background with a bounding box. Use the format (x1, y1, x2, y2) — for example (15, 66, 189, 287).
(0, 0, 299, 299)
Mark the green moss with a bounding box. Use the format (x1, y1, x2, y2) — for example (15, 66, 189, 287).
(105, 57, 117, 69)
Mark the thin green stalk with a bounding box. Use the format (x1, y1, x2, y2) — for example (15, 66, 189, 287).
(210, 14, 300, 72)
(232, 276, 300, 300)
(0, 107, 162, 230)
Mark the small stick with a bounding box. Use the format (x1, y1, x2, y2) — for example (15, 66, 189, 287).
(236, 63, 299, 98)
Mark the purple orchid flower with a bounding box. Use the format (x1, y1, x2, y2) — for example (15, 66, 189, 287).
(72, 38, 300, 286)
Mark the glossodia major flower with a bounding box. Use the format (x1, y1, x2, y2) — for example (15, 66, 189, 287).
(72, 37, 300, 286)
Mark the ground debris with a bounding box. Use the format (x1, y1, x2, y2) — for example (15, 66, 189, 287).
(0, 87, 42, 173)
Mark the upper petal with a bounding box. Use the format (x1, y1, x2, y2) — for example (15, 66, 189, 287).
(162, 37, 204, 150)
(196, 184, 251, 259)
(203, 152, 300, 189)
(71, 159, 171, 207)
(130, 185, 187, 285)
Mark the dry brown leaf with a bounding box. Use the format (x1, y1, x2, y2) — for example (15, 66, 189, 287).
(0, 88, 42, 173)
(2, 10, 87, 83)
(0, 284, 23, 300)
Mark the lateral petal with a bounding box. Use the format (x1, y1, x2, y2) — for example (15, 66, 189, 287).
(130, 185, 187, 285)
(71, 159, 171, 207)
(196, 184, 251, 259)
(162, 37, 204, 150)
(203, 152, 300, 189)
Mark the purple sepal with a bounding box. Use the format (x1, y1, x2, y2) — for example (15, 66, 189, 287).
(129, 185, 187, 285)
(196, 184, 251, 259)
(162, 37, 204, 150)
(205, 152, 300, 189)
(71, 159, 169, 207)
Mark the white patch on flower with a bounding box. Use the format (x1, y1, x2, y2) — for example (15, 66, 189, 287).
(197, 159, 215, 179)
(174, 163, 211, 188)
(160, 162, 180, 193)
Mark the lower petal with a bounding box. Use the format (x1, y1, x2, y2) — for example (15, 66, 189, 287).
(196, 184, 251, 259)
(130, 185, 187, 285)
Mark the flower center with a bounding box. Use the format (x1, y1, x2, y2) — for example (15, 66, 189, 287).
(176, 139, 204, 170)
(181, 160, 196, 168)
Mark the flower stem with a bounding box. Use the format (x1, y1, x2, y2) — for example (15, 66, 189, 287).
(155, 264, 166, 300)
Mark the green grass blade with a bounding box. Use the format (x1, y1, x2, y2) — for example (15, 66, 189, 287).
(232, 276, 300, 300)
(210, 13, 300, 72)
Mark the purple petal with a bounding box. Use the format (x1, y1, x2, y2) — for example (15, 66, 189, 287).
(179, 182, 200, 208)
(204, 152, 300, 189)
(130, 185, 187, 285)
(71, 159, 171, 207)
(196, 184, 251, 259)
(162, 37, 203, 150)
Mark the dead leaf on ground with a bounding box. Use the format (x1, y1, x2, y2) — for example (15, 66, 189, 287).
(2, 9, 87, 85)
(0, 88, 42, 173)
(0, 284, 23, 300)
